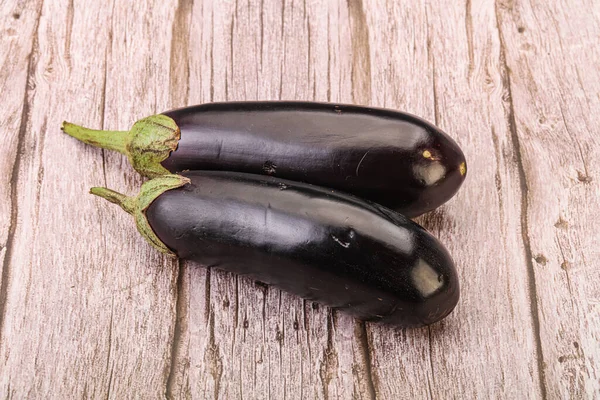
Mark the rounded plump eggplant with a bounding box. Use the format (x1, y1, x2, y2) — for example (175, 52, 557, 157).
(91, 171, 459, 327)
(64, 102, 467, 217)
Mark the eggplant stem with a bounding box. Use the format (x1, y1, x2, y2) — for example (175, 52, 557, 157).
(61, 114, 181, 178)
(62, 122, 129, 154)
(89, 174, 191, 257)
(90, 187, 136, 215)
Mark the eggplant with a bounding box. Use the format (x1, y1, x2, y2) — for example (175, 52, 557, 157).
(91, 171, 459, 327)
(64, 102, 467, 217)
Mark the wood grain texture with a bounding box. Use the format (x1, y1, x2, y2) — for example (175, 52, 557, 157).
(365, 1, 543, 398)
(0, 0, 180, 397)
(496, 0, 600, 397)
(0, 0, 43, 343)
(1, 0, 599, 398)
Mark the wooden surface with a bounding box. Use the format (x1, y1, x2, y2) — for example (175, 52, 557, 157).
(1, 0, 599, 398)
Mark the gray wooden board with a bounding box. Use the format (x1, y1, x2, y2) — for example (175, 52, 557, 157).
(0, 0, 598, 398)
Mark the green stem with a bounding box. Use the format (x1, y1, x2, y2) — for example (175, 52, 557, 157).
(62, 122, 130, 154)
(89, 187, 136, 215)
(89, 174, 191, 257)
(62, 114, 181, 178)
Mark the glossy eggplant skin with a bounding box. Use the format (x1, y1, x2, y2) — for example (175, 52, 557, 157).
(145, 171, 459, 327)
(161, 102, 466, 217)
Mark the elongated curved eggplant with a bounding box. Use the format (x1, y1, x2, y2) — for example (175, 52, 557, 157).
(64, 102, 467, 217)
(91, 171, 459, 327)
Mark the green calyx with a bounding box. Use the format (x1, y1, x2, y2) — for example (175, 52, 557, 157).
(90, 174, 191, 256)
(62, 114, 180, 178)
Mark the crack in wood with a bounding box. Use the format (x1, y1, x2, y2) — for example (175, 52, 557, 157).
(206, 309, 223, 399)
(427, 326, 436, 393)
(105, 297, 115, 399)
(233, 276, 240, 328)
(490, 127, 510, 244)
(495, 3, 548, 398)
(259, 0, 264, 71)
(425, 7, 440, 127)
(92, 0, 116, 290)
(355, 321, 377, 400)
(169, 0, 193, 108)
(277, 296, 285, 395)
(278, 0, 286, 101)
(64, 0, 74, 72)
(204, 267, 212, 320)
(227, 1, 235, 102)
(326, 12, 331, 102)
(209, 4, 214, 102)
(105, 366, 114, 400)
(425, 374, 434, 400)
(347, 0, 371, 106)
(306, 9, 311, 91)
(98, 0, 115, 189)
(319, 310, 338, 400)
(465, 0, 475, 79)
(166, 260, 189, 398)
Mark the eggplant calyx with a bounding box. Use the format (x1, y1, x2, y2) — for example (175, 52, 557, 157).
(90, 174, 191, 256)
(61, 114, 181, 178)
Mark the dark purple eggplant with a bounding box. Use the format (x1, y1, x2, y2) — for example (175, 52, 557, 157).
(91, 171, 459, 327)
(64, 102, 467, 217)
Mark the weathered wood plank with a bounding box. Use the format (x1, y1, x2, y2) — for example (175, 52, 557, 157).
(167, 1, 378, 399)
(423, 0, 543, 396)
(0, 0, 180, 397)
(98, 0, 184, 397)
(496, 0, 600, 397)
(0, 0, 43, 343)
(363, 1, 542, 398)
(361, 4, 437, 396)
(0, 0, 116, 395)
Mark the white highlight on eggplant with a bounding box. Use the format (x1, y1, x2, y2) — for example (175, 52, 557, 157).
(300, 200, 414, 253)
(412, 259, 444, 297)
(413, 161, 446, 186)
(218, 179, 415, 254)
(331, 235, 350, 248)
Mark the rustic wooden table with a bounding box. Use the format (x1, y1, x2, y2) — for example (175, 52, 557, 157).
(1, 0, 598, 398)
